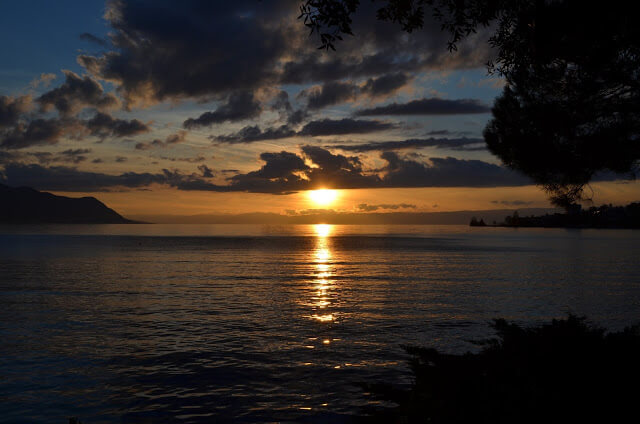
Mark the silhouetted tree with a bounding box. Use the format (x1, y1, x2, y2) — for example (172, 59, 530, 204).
(483, 1, 640, 208)
(299, 1, 640, 207)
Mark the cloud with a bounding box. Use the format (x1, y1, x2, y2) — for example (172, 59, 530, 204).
(361, 73, 410, 97)
(0, 148, 91, 165)
(135, 140, 161, 150)
(37, 70, 119, 116)
(79, 32, 109, 47)
(355, 98, 491, 116)
(270, 90, 309, 125)
(299, 118, 396, 136)
(72, 0, 493, 109)
(212, 125, 296, 144)
(1, 75, 145, 149)
(213, 118, 397, 143)
(165, 131, 187, 145)
(154, 155, 206, 163)
(0, 95, 32, 128)
(301, 146, 382, 190)
(1, 109, 149, 149)
(0, 118, 76, 149)
(271, 90, 292, 115)
(1, 163, 167, 191)
(222, 147, 532, 193)
(295, 74, 410, 113)
(279, 2, 491, 86)
(227, 147, 377, 193)
(299, 81, 358, 110)
(183, 91, 262, 129)
(78, 1, 294, 106)
(491, 200, 534, 206)
(135, 131, 187, 149)
(223, 150, 313, 194)
(0, 162, 225, 192)
(287, 109, 309, 125)
(233, 151, 309, 180)
(357, 203, 416, 212)
(295, 74, 410, 111)
(302, 145, 361, 173)
(50, 149, 92, 164)
(279, 40, 488, 86)
(29, 73, 57, 89)
(197, 164, 214, 178)
(426, 129, 457, 136)
(1, 148, 540, 194)
(380, 152, 531, 187)
(85, 112, 150, 138)
(330, 137, 486, 152)
(0, 150, 22, 164)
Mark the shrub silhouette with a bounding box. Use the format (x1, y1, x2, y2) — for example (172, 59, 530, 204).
(361, 315, 640, 423)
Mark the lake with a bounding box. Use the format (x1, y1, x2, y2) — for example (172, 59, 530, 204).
(1, 224, 639, 423)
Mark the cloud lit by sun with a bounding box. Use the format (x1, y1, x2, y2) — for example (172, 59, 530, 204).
(308, 189, 338, 207)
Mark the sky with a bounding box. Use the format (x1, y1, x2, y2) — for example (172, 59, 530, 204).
(1, 0, 638, 219)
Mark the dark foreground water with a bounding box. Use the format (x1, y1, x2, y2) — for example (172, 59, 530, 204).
(1, 224, 639, 423)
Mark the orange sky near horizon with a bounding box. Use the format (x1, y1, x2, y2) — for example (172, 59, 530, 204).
(52, 180, 640, 218)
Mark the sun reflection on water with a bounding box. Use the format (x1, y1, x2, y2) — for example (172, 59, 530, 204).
(307, 224, 336, 323)
(313, 223, 332, 238)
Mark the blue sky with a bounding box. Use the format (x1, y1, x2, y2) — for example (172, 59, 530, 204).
(0, 0, 108, 92)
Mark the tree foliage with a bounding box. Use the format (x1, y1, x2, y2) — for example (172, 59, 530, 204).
(299, 0, 640, 207)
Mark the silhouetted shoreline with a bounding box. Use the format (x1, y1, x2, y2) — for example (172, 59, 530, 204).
(471, 202, 640, 229)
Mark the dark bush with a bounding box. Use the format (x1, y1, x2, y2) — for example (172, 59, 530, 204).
(362, 315, 640, 423)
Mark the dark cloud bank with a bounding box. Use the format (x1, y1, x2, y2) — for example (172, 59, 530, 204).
(355, 98, 491, 116)
(183, 92, 262, 129)
(211, 97, 490, 144)
(76, 1, 490, 106)
(1, 71, 150, 149)
(1, 146, 535, 193)
(69, 0, 492, 129)
(212, 118, 396, 144)
(330, 138, 486, 152)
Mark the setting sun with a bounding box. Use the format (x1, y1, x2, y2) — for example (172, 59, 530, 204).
(308, 189, 338, 206)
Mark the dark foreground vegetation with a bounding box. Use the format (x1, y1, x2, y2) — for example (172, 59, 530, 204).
(361, 316, 640, 423)
(471, 202, 640, 228)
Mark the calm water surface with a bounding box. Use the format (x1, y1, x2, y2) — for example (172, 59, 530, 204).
(1, 224, 639, 423)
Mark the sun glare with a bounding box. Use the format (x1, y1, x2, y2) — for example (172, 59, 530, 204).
(308, 189, 338, 206)
(314, 224, 332, 237)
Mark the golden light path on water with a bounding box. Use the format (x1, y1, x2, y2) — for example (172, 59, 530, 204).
(309, 224, 335, 323)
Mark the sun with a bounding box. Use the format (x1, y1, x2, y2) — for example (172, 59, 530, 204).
(308, 189, 338, 206)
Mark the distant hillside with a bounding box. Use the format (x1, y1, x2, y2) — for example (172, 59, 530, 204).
(130, 208, 558, 225)
(0, 184, 135, 224)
